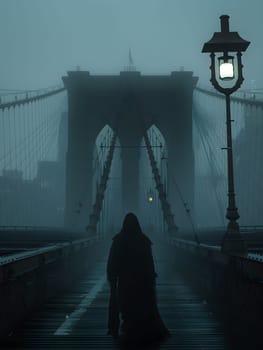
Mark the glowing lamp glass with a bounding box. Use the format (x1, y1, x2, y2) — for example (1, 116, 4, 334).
(220, 62, 234, 80)
(218, 55, 235, 81)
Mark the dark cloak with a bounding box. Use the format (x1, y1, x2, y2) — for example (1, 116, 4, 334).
(107, 213, 170, 343)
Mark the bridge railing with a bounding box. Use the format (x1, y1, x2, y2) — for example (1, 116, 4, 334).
(0, 233, 105, 338)
(167, 234, 263, 333)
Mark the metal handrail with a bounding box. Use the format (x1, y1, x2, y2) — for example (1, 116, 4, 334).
(0, 235, 101, 267)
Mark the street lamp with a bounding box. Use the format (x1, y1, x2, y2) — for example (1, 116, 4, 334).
(202, 15, 250, 254)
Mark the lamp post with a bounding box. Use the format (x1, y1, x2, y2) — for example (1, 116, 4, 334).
(202, 15, 250, 254)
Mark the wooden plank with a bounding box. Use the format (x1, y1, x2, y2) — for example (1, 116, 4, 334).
(6, 253, 228, 349)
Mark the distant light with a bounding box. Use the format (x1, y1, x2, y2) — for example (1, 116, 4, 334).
(148, 196, 154, 203)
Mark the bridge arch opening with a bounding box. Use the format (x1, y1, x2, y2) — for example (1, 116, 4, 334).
(139, 124, 168, 236)
(92, 124, 122, 235)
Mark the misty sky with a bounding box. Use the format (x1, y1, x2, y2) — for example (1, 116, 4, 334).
(0, 0, 262, 91)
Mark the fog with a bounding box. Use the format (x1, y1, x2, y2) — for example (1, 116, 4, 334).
(0, 0, 262, 230)
(0, 0, 262, 90)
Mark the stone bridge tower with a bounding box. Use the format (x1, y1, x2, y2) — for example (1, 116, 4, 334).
(63, 70, 198, 229)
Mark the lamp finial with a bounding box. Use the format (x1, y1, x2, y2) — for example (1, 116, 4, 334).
(220, 15, 230, 33)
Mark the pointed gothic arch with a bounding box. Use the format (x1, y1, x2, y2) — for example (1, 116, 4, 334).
(63, 70, 198, 230)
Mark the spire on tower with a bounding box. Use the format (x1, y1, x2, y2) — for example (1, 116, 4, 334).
(129, 49, 134, 66)
(125, 49, 136, 71)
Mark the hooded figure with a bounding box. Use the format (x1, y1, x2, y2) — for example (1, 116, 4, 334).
(107, 213, 170, 343)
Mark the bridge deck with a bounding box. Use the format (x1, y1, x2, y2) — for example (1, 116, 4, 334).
(5, 242, 230, 350)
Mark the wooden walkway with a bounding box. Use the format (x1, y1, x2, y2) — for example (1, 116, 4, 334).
(6, 245, 229, 350)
